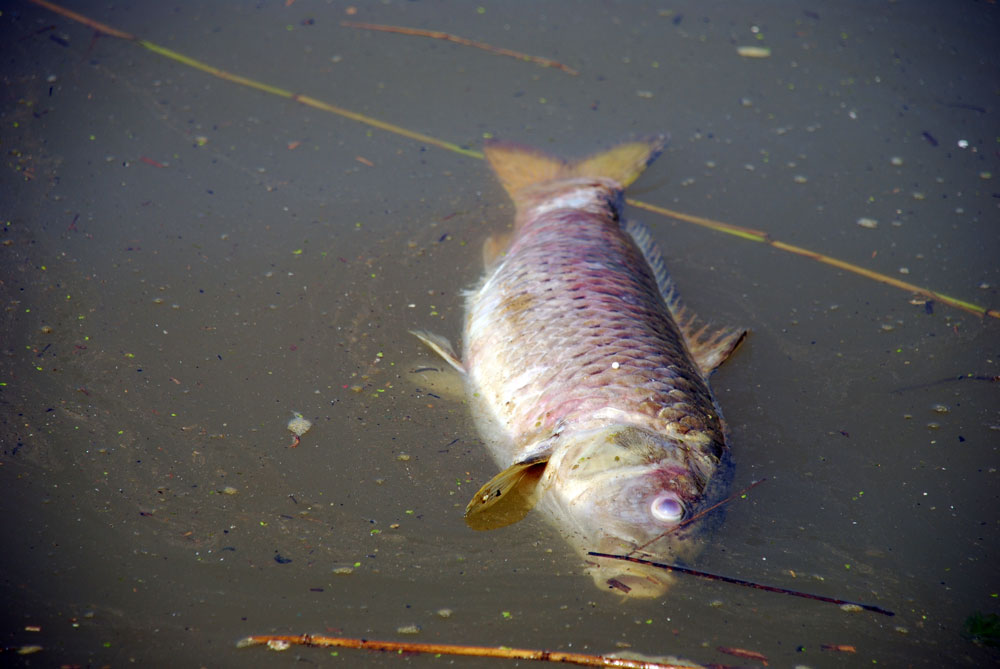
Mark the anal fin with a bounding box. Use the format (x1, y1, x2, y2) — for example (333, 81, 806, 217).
(680, 318, 747, 376)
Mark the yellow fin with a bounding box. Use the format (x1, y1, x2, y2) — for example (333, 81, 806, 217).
(681, 320, 747, 376)
(482, 142, 566, 197)
(464, 458, 548, 531)
(570, 138, 667, 187)
(483, 136, 667, 199)
(410, 330, 464, 373)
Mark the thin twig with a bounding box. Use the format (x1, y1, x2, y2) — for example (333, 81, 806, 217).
(587, 552, 895, 617)
(341, 20, 579, 75)
(237, 634, 696, 668)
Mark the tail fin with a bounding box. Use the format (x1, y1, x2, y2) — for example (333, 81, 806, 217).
(483, 136, 667, 201)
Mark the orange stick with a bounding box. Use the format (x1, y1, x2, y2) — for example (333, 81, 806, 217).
(717, 646, 769, 665)
(237, 633, 692, 668)
(341, 20, 579, 75)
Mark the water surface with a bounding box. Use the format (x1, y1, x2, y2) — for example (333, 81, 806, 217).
(2, 1, 998, 666)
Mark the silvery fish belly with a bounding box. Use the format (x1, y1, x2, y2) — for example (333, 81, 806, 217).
(413, 137, 745, 598)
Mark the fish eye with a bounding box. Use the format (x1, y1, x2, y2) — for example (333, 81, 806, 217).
(650, 493, 684, 523)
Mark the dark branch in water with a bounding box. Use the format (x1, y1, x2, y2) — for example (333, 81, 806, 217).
(587, 551, 895, 616)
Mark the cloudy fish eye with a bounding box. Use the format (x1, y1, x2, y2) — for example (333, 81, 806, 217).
(650, 493, 684, 523)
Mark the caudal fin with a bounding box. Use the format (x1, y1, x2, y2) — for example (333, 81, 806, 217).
(483, 136, 667, 200)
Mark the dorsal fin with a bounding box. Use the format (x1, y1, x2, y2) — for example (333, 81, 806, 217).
(483, 137, 667, 201)
(624, 220, 747, 376)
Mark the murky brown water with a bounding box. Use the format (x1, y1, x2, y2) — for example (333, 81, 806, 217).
(2, 1, 998, 667)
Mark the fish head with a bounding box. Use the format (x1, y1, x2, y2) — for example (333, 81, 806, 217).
(541, 425, 726, 597)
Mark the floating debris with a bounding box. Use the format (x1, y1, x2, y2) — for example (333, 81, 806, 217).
(856, 217, 878, 229)
(287, 411, 312, 447)
(736, 45, 771, 58)
(821, 644, 857, 653)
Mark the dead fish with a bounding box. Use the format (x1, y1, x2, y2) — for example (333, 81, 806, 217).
(413, 137, 745, 597)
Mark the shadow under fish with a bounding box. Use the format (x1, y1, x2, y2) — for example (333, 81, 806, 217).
(413, 137, 745, 597)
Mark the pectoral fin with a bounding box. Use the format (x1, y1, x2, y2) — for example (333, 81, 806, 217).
(464, 457, 548, 531)
(410, 330, 464, 373)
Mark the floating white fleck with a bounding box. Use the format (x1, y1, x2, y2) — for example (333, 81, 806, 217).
(737, 46, 771, 58)
(856, 217, 878, 229)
